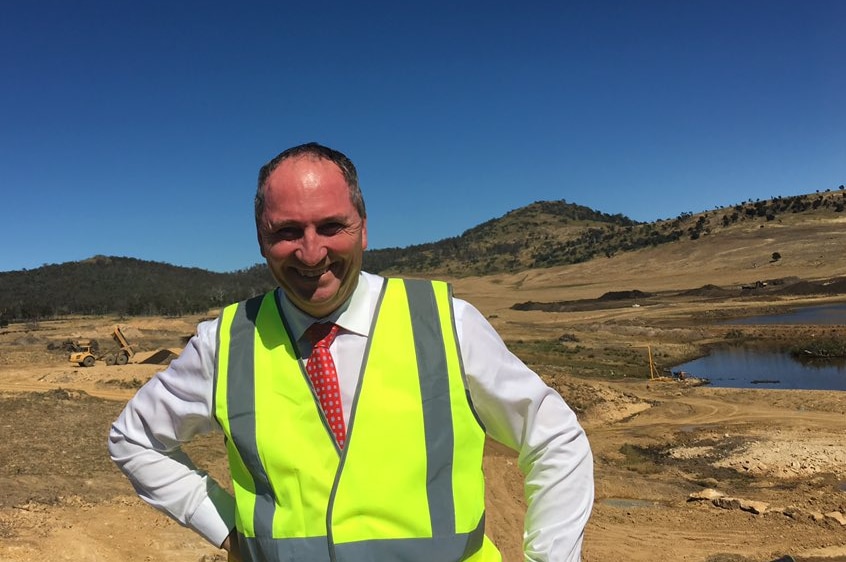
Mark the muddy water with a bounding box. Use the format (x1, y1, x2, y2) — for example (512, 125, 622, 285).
(674, 347, 846, 390)
(676, 303, 846, 390)
(725, 302, 846, 325)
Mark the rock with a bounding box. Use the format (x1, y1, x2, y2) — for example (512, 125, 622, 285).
(738, 499, 770, 515)
(824, 511, 846, 526)
(688, 488, 724, 502)
(707, 495, 769, 515)
(783, 506, 806, 520)
(713, 497, 743, 510)
(784, 507, 829, 523)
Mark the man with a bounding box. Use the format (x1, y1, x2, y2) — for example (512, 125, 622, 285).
(109, 142, 594, 561)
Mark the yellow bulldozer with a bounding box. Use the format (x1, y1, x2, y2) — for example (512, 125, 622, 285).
(68, 326, 135, 367)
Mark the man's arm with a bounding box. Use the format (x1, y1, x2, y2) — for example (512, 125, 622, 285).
(455, 300, 594, 562)
(108, 319, 236, 547)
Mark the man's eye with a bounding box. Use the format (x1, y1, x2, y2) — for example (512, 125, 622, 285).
(317, 223, 344, 236)
(274, 227, 303, 241)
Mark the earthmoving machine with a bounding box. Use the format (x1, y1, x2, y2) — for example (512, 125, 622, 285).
(104, 326, 135, 365)
(68, 326, 134, 367)
(68, 340, 99, 367)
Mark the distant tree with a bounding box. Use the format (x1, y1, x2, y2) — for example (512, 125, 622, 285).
(771, 252, 782, 262)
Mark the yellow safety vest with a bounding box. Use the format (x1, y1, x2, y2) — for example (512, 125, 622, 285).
(214, 278, 502, 562)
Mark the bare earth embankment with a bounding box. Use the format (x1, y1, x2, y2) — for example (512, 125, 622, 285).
(2, 215, 846, 562)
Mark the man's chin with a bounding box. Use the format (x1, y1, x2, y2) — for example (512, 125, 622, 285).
(288, 289, 340, 317)
(277, 272, 356, 316)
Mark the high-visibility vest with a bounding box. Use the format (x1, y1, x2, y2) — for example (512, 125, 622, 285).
(214, 278, 502, 562)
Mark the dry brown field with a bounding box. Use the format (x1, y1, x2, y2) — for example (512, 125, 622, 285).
(2, 211, 845, 561)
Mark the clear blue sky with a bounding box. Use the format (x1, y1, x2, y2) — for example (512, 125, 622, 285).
(2, 0, 843, 273)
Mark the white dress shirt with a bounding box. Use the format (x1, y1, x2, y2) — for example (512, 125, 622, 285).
(108, 272, 593, 561)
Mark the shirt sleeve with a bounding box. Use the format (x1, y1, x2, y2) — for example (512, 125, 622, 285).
(107, 318, 236, 547)
(454, 299, 594, 562)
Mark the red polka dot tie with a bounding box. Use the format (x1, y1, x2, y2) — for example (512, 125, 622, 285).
(305, 323, 346, 448)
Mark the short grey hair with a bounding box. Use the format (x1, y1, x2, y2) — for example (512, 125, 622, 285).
(255, 142, 366, 226)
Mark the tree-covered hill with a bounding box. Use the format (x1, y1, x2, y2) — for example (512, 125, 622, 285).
(364, 189, 846, 276)
(363, 200, 639, 275)
(0, 256, 275, 321)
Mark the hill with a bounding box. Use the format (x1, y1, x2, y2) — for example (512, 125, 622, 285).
(367, 189, 846, 276)
(363, 200, 639, 275)
(1, 188, 844, 322)
(0, 256, 275, 321)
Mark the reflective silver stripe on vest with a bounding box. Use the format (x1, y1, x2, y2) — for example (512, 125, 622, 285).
(228, 295, 276, 539)
(239, 514, 485, 562)
(240, 534, 330, 562)
(225, 281, 485, 562)
(403, 278, 456, 537)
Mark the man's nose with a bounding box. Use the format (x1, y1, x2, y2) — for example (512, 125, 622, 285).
(296, 231, 328, 265)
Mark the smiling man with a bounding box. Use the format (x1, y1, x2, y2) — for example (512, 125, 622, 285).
(109, 142, 594, 562)
(256, 146, 367, 317)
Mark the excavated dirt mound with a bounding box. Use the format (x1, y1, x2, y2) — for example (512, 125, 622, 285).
(136, 348, 179, 364)
(680, 284, 737, 298)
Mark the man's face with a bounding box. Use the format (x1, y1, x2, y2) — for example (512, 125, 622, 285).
(257, 155, 367, 317)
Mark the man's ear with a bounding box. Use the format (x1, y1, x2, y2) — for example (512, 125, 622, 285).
(361, 218, 368, 250)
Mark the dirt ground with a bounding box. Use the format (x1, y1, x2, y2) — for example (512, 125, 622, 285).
(2, 234, 846, 561)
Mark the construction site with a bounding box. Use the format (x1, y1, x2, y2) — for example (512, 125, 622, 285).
(56, 324, 182, 368)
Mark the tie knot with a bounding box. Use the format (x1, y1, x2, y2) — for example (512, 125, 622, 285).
(306, 322, 339, 349)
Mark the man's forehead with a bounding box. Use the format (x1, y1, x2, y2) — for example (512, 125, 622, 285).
(267, 157, 346, 191)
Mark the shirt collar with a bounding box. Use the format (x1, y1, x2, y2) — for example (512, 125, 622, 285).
(276, 272, 373, 342)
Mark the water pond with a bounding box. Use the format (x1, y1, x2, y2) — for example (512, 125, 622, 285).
(725, 302, 846, 325)
(674, 303, 846, 391)
(673, 347, 846, 391)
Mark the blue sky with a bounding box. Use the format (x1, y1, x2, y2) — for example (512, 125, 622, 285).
(2, 0, 844, 273)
